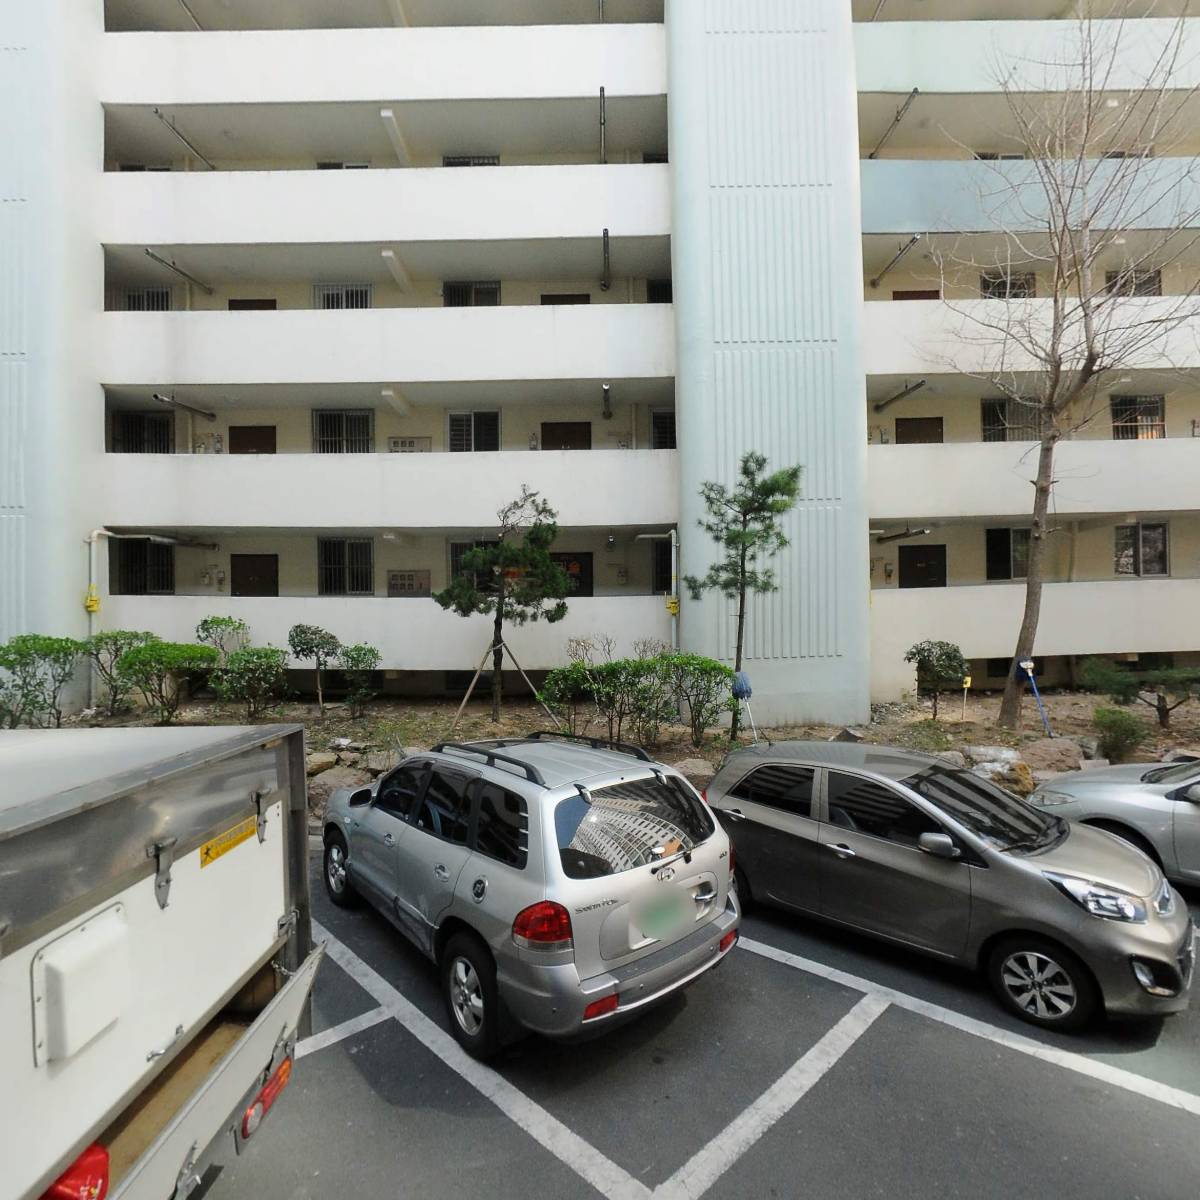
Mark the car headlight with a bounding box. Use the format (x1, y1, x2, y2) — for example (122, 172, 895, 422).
(1029, 790, 1076, 807)
(1044, 872, 1147, 922)
(1154, 876, 1175, 917)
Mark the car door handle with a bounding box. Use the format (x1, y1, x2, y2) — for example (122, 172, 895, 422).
(433, 864, 450, 881)
(724, 809, 746, 822)
(383, 833, 395, 847)
(825, 843, 856, 860)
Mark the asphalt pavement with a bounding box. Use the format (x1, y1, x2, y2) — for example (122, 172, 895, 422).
(198, 855, 1200, 1200)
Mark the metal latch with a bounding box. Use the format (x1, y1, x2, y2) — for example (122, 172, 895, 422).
(173, 1141, 202, 1200)
(251, 789, 269, 843)
(146, 836, 179, 910)
(276, 908, 299, 939)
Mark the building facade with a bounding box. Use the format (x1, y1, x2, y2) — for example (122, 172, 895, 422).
(2, 1, 1197, 721)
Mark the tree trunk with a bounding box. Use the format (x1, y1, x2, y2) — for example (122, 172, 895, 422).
(998, 437, 1057, 729)
(315, 664, 324, 715)
(491, 600, 505, 723)
(730, 558, 748, 743)
(932, 690, 939, 721)
(1155, 693, 1171, 729)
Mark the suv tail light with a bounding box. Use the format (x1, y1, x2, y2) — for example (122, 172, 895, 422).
(41, 1144, 108, 1200)
(513, 901, 573, 951)
(241, 1056, 294, 1140)
(583, 993, 619, 1022)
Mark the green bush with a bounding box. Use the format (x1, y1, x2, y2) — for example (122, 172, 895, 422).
(662, 653, 735, 747)
(287, 624, 341, 713)
(338, 643, 381, 718)
(213, 646, 288, 721)
(0, 634, 85, 728)
(1093, 707, 1149, 763)
(118, 642, 219, 724)
(904, 640, 969, 720)
(195, 615, 251, 665)
(539, 661, 598, 735)
(86, 630, 159, 717)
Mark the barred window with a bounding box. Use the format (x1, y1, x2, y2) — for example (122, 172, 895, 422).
(319, 538, 374, 595)
(1111, 395, 1165, 440)
(313, 409, 374, 453)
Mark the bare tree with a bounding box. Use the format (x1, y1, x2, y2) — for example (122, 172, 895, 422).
(928, 3, 1200, 727)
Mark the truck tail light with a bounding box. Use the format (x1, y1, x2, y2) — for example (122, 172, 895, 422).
(41, 1144, 109, 1200)
(582, 993, 619, 1022)
(512, 901, 573, 950)
(241, 1056, 294, 1140)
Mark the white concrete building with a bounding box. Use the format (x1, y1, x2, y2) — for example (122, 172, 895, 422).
(2, 1, 1197, 721)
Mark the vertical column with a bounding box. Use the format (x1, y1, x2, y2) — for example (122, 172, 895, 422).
(667, 0, 870, 725)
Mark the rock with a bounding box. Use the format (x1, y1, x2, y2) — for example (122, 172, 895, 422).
(307, 765, 371, 822)
(1164, 746, 1200, 763)
(671, 758, 716, 790)
(365, 750, 401, 776)
(830, 727, 866, 743)
(965, 745, 1022, 766)
(1020, 738, 1083, 774)
(346, 741, 368, 752)
(337, 751, 363, 768)
(1076, 736, 1101, 760)
(328, 737, 352, 751)
(936, 751, 967, 768)
(305, 751, 338, 777)
(996, 762, 1037, 796)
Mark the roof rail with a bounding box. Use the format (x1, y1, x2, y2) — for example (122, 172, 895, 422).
(430, 742, 547, 786)
(525, 730, 653, 762)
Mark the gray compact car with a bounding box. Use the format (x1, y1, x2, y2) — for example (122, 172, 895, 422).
(323, 733, 739, 1058)
(1030, 760, 1200, 886)
(707, 742, 1193, 1031)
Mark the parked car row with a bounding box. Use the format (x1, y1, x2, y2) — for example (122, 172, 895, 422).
(323, 733, 1193, 1054)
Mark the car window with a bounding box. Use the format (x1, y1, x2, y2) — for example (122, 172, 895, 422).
(825, 771, 941, 848)
(475, 782, 528, 869)
(414, 767, 473, 845)
(375, 760, 429, 821)
(730, 764, 816, 817)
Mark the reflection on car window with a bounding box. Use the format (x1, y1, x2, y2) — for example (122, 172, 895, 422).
(415, 768, 472, 845)
(475, 782, 528, 869)
(825, 772, 941, 848)
(731, 765, 816, 816)
(1143, 761, 1200, 785)
(902, 766, 1057, 851)
(376, 760, 428, 820)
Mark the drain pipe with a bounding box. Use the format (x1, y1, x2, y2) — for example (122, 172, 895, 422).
(635, 530, 679, 650)
(869, 234, 922, 290)
(600, 228, 611, 291)
(599, 87, 607, 164)
(868, 88, 919, 160)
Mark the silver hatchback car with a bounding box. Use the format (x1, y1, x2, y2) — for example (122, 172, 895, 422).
(323, 733, 739, 1058)
(707, 742, 1193, 1031)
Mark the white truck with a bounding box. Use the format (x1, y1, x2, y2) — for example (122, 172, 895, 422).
(0, 725, 323, 1200)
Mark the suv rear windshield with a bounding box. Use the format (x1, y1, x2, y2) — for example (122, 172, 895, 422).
(555, 776, 715, 880)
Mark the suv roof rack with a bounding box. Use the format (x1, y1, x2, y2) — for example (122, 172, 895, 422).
(524, 730, 653, 762)
(430, 742, 547, 786)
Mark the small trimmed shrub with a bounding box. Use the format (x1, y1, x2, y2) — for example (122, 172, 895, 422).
(213, 646, 288, 721)
(663, 653, 735, 747)
(119, 642, 219, 724)
(287, 624, 341, 713)
(0, 634, 85, 728)
(195, 615, 251, 665)
(539, 661, 597, 735)
(86, 630, 159, 717)
(1093, 707, 1149, 763)
(339, 643, 382, 718)
(904, 640, 969, 720)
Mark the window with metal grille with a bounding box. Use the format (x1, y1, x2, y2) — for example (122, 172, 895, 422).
(650, 410, 676, 450)
(1105, 269, 1162, 297)
(443, 281, 500, 307)
(449, 540, 499, 591)
(652, 540, 673, 594)
(124, 286, 172, 311)
(114, 540, 175, 595)
(974, 151, 1025, 160)
(979, 271, 1036, 299)
(1111, 395, 1165, 440)
(447, 411, 500, 452)
(1115, 523, 1169, 577)
(313, 283, 372, 309)
(985, 528, 1031, 581)
(312, 410, 374, 453)
(318, 538, 375, 595)
(443, 155, 500, 167)
(647, 279, 673, 304)
(981, 398, 1039, 442)
(112, 411, 173, 453)
(119, 163, 171, 172)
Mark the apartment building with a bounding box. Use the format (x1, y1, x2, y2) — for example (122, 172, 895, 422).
(2, 1, 1196, 723)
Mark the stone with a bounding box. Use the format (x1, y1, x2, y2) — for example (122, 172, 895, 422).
(936, 751, 967, 768)
(1164, 746, 1200, 763)
(996, 762, 1037, 797)
(671, 758, 716, 790)
(305, 751, 337, 777)
(307, 765, 371, 822)
(328, 737, 352, 751)
(365, 750, 401, 776)
(1076, 736, 1101, 760)
(965, 745, 1022, 767)
(346, 741, 368, 752)
(1020, 738, 1084, 774)
(1079, 758, 1111, 770)
(830, 727, 866, 743)
(337, 751, 363, 768)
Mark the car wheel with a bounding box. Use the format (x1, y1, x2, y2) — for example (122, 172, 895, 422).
(442, 933, 501, 1061)
(734, 866, 755, 915)
(987, 936, 1098, 1032)
(323, 833, 358, 909)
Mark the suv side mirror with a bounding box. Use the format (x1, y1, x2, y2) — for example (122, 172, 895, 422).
(348, 787, 372, 808)
(919, 831, 962, 860)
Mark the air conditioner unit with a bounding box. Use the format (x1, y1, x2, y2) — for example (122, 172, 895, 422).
(389, 437, 431, 453)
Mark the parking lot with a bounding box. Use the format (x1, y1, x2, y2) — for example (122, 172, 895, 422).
(203, 850, 1200, 1199)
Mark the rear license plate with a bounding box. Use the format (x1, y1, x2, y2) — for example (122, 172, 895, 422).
(639, 893, 690, 938)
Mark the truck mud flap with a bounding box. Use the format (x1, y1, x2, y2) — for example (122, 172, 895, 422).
(111, 944, 324, 1200)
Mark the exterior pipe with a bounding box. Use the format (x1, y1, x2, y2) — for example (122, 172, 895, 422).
(635, 530, 679, 650)
(868, 88, 919, 160)
(151, 107, 216, 170)
(600, 228, 611, 291)
(599, 87, 607, 164)
(873, 378, 927, 413)
(868, 233, 922, 290)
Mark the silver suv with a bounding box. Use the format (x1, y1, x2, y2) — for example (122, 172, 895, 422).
(323, 733, 739, 1058)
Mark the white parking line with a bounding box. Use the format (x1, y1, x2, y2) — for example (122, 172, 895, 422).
(312, 920, 653, 1200)
(297, 1005, 393, 1060)
(655, 993, 890, 1200)
(740, 936, 1200, 1120)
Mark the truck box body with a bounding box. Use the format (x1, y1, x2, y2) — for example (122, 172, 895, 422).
(0, 726, 320, 1200)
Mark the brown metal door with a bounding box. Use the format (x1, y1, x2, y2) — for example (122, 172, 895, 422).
(228, 426, 277, 454)
(894, 417, 944, 445)
(540, 422, 592, 450)
(228, 298, 277, 310)
(892, 289, 941, 301)
(231, 554, 279, 596)
(898, 545, 947, 589)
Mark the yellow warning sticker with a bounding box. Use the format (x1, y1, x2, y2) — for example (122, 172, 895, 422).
(200, 816, 257, 868)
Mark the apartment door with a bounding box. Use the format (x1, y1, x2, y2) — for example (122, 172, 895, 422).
(893, 417, 944, 445)
(541, 422, 592, 450)
(228, 426, 277, 454)
(228, 298, 277, 310)
(892, 290, 941, 301)
(551, 552, 594, 597)
(898, 545, 947, 589)
(230, 554, 279, 597)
